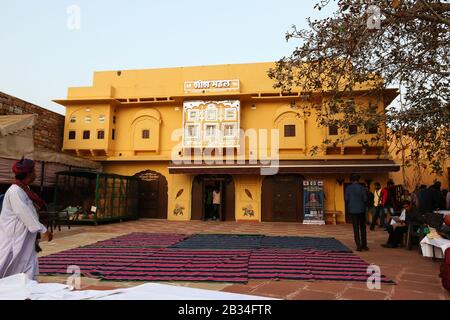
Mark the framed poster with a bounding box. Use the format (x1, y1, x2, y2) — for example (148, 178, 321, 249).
(303, 180, 325, 225)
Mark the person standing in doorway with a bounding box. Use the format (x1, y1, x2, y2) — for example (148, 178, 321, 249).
(204, 185, 213, 220)
(370, 182, 383, 230)
(0, 158, 53, 280)
(212, 187, 221, 221)
(345, 174, 368, 252)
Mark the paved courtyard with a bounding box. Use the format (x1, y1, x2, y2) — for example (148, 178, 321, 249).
(37, 219, 450, 300)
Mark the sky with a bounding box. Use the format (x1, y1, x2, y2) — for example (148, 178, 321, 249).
(0, 0, 336, 115)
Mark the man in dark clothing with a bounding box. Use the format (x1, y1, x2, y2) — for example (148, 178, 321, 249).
(382, 200, 424, 248)
(345, 174, 368, 251)
(365, 185, 375, 226)
(419, 182, 445, 214)
(380, 180, 397, 228)
(416, 184, 427, 209)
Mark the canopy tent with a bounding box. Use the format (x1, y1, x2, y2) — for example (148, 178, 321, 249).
(0, 114, 101, 188)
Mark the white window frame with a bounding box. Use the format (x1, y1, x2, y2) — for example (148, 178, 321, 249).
(205, 108, 217, 121)
(222, 123, 237, 138)
(187, 110, 199, 121)
(84, 116, 91, 124)
(204, 123, 218, 138)
(185, 123, 200, 140)
(98, 115, 106, 123)
(224, 108, 237, 121)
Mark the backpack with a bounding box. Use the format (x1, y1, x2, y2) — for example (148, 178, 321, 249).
(440, 248, 450, 292)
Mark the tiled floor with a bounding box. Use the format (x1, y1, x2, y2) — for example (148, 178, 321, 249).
(37, 219, 450, 300)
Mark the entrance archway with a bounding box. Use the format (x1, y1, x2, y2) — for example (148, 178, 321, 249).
(134, 170, 168, 219)
(261, 174, 304, 222)
(191, 174, 235, 221)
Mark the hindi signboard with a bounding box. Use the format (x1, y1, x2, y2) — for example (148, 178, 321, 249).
(184, 79, 240, 94)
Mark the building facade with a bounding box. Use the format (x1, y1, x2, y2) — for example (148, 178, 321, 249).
(0, 91, 64, 152)
(55, 62, 400, 223)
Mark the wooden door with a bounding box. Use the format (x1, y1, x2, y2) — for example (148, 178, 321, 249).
(262, 175, 303, 222)
(191, 177, 203, 220)
(223, 179, 235, 221)
(136, 170, 168, 219)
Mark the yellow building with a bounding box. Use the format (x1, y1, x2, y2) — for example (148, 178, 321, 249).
(55, 62, 400, 223)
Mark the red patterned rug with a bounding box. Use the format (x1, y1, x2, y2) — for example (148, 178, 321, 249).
(39, 233, 394, 284)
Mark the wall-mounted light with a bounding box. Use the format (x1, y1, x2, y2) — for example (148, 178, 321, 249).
(174, 107, 180, 111)
(251, 104, 256, 110)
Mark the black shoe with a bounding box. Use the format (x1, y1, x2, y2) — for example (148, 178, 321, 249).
(370, 226, 375, 231)
(356, 247, 362, 252)
(381, 243, 395, 248)
(362, 246, 370, 251)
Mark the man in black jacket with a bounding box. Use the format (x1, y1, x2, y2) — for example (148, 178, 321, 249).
(419, 182, 445, 214)
(345, 174, 368, 251)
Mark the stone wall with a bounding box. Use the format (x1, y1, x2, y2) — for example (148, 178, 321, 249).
(0, 91, 64, 152)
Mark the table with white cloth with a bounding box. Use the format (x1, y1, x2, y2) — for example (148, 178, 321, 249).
(420, 236, 450, 259)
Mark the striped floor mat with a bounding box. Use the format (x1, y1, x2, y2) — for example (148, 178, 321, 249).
(38, 233, 394, 283)
(171, 234, 263, 250)
(85, 233, 188, 248)
(249, 249, 393, 283)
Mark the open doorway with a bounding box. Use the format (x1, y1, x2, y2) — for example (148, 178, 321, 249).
(191, 174, 235, 221)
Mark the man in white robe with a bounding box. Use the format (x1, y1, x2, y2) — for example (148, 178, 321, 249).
(0, 158, 53, 280)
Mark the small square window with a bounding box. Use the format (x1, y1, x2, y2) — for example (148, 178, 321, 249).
(142, 129, 150, 139)
(84, 116, 91, 124)
(113, 116, 116, 124)
(98, 115, 106, 123)
(112, 129, 116, 140)
(187, 110, 199, 121)
(68, 131, 76, 140)
(329, 125, 338, 135)
(205, 109, 217, 121)
(367, 125, 378, 134)
(70, 116, 76, 123)
(224, 108, 237, 120)
(83, 130, 90, 139)
(349, 125, 358, 135)
(97, 130, 105, 139)
(284, 124, 296, 137)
